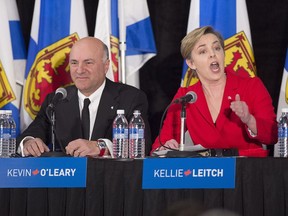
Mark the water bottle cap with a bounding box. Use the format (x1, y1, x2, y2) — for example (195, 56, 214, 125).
(5, 110, 12, 114)
(117, 109, 125, 114)
(282, 108, 288, 113)
(133, 110, 141, 115)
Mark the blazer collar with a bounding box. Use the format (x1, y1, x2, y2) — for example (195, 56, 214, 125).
(191, 71, 239, 127)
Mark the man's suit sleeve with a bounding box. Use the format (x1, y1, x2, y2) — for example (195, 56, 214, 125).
(16, 93, 53, 148)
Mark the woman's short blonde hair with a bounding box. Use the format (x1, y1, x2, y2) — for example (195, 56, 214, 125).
(180, 26, 224, 60)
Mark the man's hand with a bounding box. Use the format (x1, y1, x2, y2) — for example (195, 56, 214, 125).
(65, 139, 99, 157)
(23, 138, 50, 157)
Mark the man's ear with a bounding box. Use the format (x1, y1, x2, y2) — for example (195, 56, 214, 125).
(104, 59, 110, 75)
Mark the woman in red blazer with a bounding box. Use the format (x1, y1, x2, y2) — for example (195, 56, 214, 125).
(151, 26, 277, 157)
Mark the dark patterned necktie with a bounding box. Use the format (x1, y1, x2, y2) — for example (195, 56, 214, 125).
(81, 98, 91, 140)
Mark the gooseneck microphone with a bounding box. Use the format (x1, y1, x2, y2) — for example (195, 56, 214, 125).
(173, 91, 197, 104)
(48, 87, 67, 109)
(156, 90, 200, 157)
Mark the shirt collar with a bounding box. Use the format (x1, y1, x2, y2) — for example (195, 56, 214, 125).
(78, 79, 106, 103)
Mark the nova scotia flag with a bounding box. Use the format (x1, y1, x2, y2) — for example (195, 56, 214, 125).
(181, 0, 254, 86)
(0, 0, 26, 135)
(95, 0, 157, 88)
(21, 0, 88, 131)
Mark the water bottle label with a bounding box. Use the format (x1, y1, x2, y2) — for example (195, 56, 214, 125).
(138, 129, 144, 138)
(124, 128, 128, 139)
(10, 130, 16, 139)
(113, 128, 128, 139)
(129, 128, 144, 139)
(113, 128, 120, 139)
(0, 128, 10, 139)
(278, 127, 288, 138)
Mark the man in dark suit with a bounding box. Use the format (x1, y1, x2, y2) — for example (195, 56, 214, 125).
(17, 37, 151, 157)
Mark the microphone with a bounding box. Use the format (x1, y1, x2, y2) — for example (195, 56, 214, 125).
(173, 91, 197, 104)
(48, 87, 67, 109)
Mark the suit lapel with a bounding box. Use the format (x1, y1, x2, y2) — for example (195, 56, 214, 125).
(215, 72, 239, 130)
(91, 79, 119, 140)
(193, 83, 215, 126)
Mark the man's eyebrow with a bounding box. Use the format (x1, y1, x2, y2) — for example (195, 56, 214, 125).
(70, 59, 95, 62)
(84, 58, 93, 61)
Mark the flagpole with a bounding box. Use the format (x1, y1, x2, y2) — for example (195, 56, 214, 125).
(118, 0, 126, 84)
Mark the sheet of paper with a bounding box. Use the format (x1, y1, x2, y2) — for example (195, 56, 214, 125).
(151, 144, 207, 157)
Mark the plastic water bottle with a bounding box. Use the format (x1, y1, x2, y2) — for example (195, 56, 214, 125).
(112, 109, 129, 158)
(129, 110, 145, 158)
(0, 110, 10, 157)
(278, 108, 288, 157)
(6, 110, 16, 156)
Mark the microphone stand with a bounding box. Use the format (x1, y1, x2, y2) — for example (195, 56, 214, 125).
(179, 102, 186, 151)
(41, 106, 67, 157)
(51, 109, 56, 152)
(166, 101, 203, 158)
